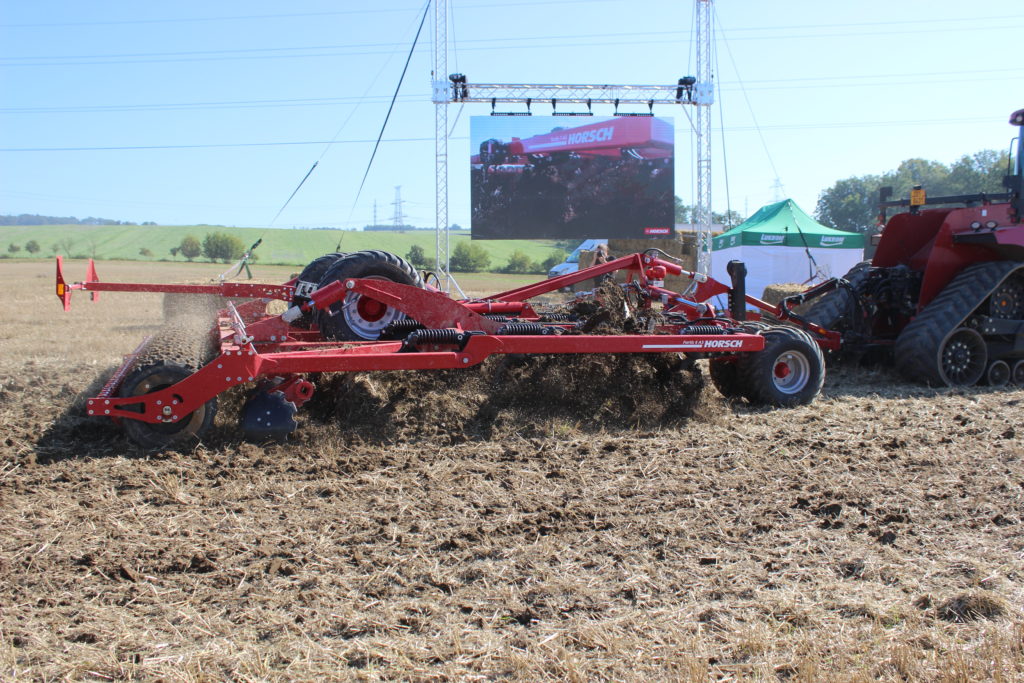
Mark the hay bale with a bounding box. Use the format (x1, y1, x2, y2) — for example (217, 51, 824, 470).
(760, 283, 812, 316)
(607, 233, 698, 291)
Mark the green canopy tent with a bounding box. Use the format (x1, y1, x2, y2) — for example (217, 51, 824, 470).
(710, 199, 864, 299)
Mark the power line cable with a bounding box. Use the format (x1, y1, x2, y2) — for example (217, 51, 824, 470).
(266, 5, 422, 227)
(5, 114, 1007, 154)
(0, 137, 444, 153)
(5, 22, 1023, 67)
(0, 0, 618, 29)
(714, 11, 784, 195)
(712, 10, 733, 226)
(350, 0, 431, 225)
(6, 66, 1022, 115)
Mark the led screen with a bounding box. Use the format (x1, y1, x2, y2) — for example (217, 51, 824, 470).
(470, 116, 675, 239)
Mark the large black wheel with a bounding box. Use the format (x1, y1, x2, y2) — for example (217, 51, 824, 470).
(118, 362, 217, 449)
(937, 327, 987, 387)
(315, 250, 423, 341)
(289, 252, 347, 327)
(735, 326, 825, 407)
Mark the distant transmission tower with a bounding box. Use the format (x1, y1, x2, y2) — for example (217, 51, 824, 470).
(391, 186, 405, 230)
(771, 178, 786, 201)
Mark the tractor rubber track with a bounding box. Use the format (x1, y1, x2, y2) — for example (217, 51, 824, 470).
(893, 260, 1024, 386)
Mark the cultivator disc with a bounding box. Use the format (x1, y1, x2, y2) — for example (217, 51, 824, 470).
(240, 389, 298, 443)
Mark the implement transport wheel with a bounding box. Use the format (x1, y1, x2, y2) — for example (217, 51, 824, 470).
(291, 252, 347, 327)
(736, 326, 825, 407)
(938, 327, 987, 387)
(118, 362, 217, 449)
(316, 250, 423, 341)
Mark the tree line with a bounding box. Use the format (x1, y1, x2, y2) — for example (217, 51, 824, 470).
(404, 243, 565, 274)
(0, 214, 156, 226)
(814, 149, 1011, 234)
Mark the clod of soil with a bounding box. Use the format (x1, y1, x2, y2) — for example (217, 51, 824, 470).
(937, 592, 1007, 622)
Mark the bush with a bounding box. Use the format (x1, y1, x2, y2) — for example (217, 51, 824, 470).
(179, 235, 201, 261)
(502, 250, 535, 274)
(449, 241, 491, 272)
(405, 244, 429, 268)
(139, 247, 153, 257)
(201, 232, 244, 263)
(7, 243, 21, 254)
(541, 252, 566, 273)
(25, 240, 40, 254)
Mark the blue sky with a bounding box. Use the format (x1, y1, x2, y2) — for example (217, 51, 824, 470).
(1, 0, 1022, 229)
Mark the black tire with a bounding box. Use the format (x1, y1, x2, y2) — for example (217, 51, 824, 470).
(118, 362, 217, 449)
(709, 322, 770, 399)
(736, 326, 825, 407)
(315, 250, 423, 341)
(290, 252, 347, 327)
(803, 260, 871, 331)
(708, 359, 744, 399)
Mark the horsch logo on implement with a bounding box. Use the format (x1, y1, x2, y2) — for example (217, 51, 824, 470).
(702, 339, 744, 349)
(644, 227, 671, 235)
(567, 127, 614, 145)
(760, 235, 785, 245)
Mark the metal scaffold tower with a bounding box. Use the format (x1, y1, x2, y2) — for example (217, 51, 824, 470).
(431, 0, 714, 285)
(432, 0, 451, 287)
(693, 0, 714, 276)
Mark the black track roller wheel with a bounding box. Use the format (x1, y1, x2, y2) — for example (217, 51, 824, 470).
(118, 362, 217, 449)
(937, 327, 987, 387)
(290, 252, 347, 328)
(985, 360, 1011, 387)
(1012, 360, 1024, 386)
(315, 250, 423, 341)
(736, 326, 825, 407)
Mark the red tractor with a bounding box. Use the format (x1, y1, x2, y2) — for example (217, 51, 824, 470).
(804, 107, 1024, 387)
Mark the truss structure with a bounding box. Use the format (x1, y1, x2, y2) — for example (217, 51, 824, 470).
(432, 1, 714, 288)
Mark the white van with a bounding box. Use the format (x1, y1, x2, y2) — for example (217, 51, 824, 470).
(547, 239, 608, 278)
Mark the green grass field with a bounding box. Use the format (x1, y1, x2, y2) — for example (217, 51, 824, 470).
(0, 224, 565, 270)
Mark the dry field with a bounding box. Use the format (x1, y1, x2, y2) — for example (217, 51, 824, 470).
(1, 260, 1022, 682)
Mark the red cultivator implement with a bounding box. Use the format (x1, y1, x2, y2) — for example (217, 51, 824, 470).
(57, 249, 838, 448)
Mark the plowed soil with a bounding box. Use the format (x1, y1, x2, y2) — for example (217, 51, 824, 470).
(1, 261, 1022, 682)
